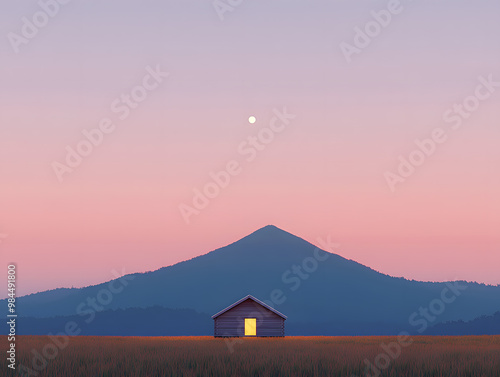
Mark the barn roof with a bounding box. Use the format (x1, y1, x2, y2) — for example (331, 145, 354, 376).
(211, 295, 287, 319)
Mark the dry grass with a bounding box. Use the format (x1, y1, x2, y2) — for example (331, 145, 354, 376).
(3, 335, 500, 376)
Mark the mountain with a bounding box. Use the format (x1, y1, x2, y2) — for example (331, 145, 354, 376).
(424, 311, 500, 335)
(7, 225, 500, 335)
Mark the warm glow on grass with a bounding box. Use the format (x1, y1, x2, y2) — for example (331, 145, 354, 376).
(11, 336, 500, 376)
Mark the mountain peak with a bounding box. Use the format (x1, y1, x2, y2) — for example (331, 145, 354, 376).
(248, 224, 292, 237)
(235, 225, 308, 248)
(255, 224, 285, 233)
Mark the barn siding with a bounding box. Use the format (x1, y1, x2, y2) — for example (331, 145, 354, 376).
(214, 298, 285, 337)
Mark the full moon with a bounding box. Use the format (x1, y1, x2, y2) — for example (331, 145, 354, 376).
(248, 116, 256, 124)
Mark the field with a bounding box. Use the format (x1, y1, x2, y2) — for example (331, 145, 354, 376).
(3, 335, 500, 376)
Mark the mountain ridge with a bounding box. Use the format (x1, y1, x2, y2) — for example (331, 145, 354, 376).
(15, 225, 497, 300)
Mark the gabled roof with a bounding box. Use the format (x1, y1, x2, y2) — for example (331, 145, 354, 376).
(212, 295, 287, 319)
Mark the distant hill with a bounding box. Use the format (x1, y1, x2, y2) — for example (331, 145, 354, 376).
(425, 311, 500, 335)
(4, 225, 500, 335)
(5, 309, 500, 337)
(5, 307, 211, 336)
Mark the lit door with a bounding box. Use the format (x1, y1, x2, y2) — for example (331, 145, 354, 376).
(244, 318, 256, 336)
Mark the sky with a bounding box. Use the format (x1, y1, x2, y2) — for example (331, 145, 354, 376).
(1, 0, 499, 297)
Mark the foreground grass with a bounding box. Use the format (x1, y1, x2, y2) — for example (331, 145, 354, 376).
(2, 335, 500, 376)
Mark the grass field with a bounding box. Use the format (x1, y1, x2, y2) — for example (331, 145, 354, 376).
(3, 335, 500, 376)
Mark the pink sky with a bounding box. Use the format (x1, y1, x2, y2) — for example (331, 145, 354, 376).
(1, 0, 499, 297)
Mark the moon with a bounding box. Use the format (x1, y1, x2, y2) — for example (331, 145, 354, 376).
(248, 116, 256, 124)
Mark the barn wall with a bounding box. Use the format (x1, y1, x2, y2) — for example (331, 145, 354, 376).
(214, 299, 285, 337)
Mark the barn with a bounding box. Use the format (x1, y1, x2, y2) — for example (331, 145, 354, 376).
(212, 295, 287, 337)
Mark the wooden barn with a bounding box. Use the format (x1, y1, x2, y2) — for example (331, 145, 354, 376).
(212, 295, 287, 337)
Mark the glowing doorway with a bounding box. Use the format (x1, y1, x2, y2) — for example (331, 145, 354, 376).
(244, 318, 256, 336)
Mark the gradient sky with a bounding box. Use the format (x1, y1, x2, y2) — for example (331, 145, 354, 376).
(1, 0, 499, 297)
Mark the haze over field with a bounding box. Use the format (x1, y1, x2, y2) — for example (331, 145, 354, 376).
(1, 0, 500, 298)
